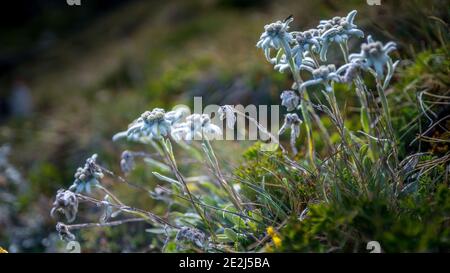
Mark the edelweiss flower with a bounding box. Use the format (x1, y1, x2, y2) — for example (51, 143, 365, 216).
(69, 154, 104, 193)
(51, 189, 79, 223)
(279, 113, 303, 154)
(171, 114, 222, 142)
(291, 29, 321, 67)
(317, 10, 364, 61)
(300, 64, 340, 92)
(349, 35, 396, 78)
(218, 105, 236, 129)
(336, 61, 363, 83)
(280, 90, 300, 111)
(113, 108, 186, 142)
(256, 17, 294, 62)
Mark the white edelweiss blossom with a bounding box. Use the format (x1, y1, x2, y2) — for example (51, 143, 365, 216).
(336, 60, 363, 83)
(256, 17, 295, 63)
(50, 189, 79, 223)
(280, 90, 300, 111)
(171, 113, 222, 142)
(112, 108, 186, 142)
(300, 64, 341, 92)
(218, 105, 236, 129)
(349, 35, 397, 78)
(69, 154, 104, 193)
(291, 29, 321, 68)
(317, 10, 364, 61)
(279, 113, 303, 154)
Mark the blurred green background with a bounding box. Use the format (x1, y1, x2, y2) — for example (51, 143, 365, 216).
(0, 0, 447, 252)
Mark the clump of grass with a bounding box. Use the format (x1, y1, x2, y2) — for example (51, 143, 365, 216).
(49, 9, 449, 253)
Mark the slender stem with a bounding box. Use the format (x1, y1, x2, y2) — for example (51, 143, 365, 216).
(98, 165, 150, 193)
(326, 89, 368, 194)
(203, 138, 244, 213)
(233, 91, 314, 172)
(160, 139, 216, 239)
(96, 184, 124, 206)
(158, 186, 267, 224)
(76, 193, 177, 228)
(340, 41, 382, 163)
(376, 78, 395, 141)
(308, 99, 335, 152)
(339, 42, 350, 63)
(282, 41, 317, 167)
(376, 78, 400, 190)
(310, 51, 321, 68)
(64, 218, 147, 230)
(354, 77, 380, 161)
(300, 98, 315, 165)
(233, 109, 287, 154)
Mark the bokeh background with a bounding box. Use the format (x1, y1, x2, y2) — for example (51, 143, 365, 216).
(0, 0, 447, 252)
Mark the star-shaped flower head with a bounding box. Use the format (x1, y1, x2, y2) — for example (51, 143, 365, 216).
(291, 29, 321, 67)
(279, 113, 303, 154)
(51, 189, 79, 223)
(171, 113, 222, 142)
(317, 10, 364, 61)
(257, 17, 294, 63)
(280, 90, 300, 111)
(300, 64, 340, 92)
(336, 60, 363, 83)
(349, 35, 396, 78)
(69, 154, 104, 193)
(113, 108, 186, 142)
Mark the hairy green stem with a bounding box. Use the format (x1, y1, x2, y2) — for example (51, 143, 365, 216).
(160, 139, 216, 239)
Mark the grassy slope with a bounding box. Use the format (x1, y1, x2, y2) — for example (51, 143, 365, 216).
(0, 0, 448, 252)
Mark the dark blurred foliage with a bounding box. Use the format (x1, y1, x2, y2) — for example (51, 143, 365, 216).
(0, 0, 137, 73)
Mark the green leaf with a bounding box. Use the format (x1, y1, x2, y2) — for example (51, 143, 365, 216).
(276, 48, 284, 64)
(145, 228, 169, 234)
(144, 158, 171, 172)
(163, 241, 177, 253)
(165, 138, 176, 163)
(361, 107, 370, 133)
(152, 171, 181, 187)
(224, 228, 238, 242)
(216, 234, 233, 243)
